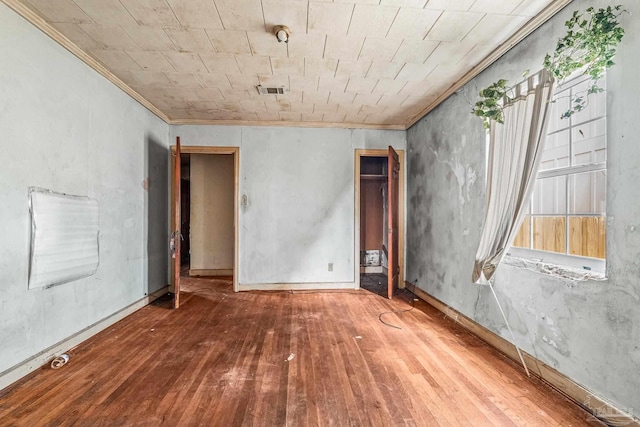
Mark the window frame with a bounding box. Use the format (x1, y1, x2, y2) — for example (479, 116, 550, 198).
(508, 73, 607, 274)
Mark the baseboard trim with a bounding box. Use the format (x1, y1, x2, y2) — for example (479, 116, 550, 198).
(0, 286, 169, 393)
(238, 282, 357, 291)
(189, 269, 233, 277)
(410, 284, 639, 427)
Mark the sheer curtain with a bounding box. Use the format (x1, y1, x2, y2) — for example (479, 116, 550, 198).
(473, 69, 555, 284)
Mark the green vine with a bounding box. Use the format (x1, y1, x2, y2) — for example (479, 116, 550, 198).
(472, 5, 626, 129)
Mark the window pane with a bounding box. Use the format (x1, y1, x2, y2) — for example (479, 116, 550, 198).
(548, 87, 571, 133)
(533, 216, 566, 254)
(572, 78, 606, 125)
(532, 175, 567, 215)
(569, 170, 606, 214)
(572, 118, 606, 166)
(540, 129, 570, 171)
(512, 215, 531, 249)
(569, 216, 606, 259)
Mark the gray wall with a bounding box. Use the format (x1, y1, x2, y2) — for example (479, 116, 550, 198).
(0, 4, 169, 373)
(172, 125, 406, 285)
(407, 0, 640, 414)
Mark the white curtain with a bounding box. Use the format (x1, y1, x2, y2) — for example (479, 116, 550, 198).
(473, 70, 555, 284)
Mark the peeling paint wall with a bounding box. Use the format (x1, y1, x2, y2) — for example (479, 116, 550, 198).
(0, 4, 169, 374)
(172, 126, 406, 286)
(407, 0, 640, 415)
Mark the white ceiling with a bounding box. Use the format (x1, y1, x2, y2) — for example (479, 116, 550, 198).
(8, 0, 563, 129)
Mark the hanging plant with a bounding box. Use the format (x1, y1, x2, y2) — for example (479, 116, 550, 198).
(472, 5, 626, 128)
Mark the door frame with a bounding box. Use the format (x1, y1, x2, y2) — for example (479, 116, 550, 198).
(170, 145, 240, 293)
(354, 149, 405, 291)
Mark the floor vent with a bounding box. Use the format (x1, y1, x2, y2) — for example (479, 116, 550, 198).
(257, 85, 285, 95)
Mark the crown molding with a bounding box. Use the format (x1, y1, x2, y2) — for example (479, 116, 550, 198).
(170, 118, 406, 130)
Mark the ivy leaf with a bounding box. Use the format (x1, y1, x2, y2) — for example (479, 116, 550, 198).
(473, 5, 625, 129)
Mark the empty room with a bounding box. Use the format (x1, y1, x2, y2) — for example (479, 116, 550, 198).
(0, 0, 638, 425)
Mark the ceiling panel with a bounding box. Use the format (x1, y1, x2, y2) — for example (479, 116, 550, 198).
(425, 0, 475, 11)
(335, 60, 372, 78)
(24, 0, 91, 23)
(386, 8, 440, 40)
(51, 22, 102, 49)
(262, 0, 307, 33)
(166, 0, 224, 29)
(366, 61, 404, 79)
(134, 71, 173, 87)
(213, 0, 265, 31)
(425, 11, 484, 42)
(346, 77, 378, 93)
(206, 29, 252, 55)
(247, 31, 288, 57)
(308, 2, 354, 35)
(165, 52, 209, 73)
(227, 73, 260, 90)
(381, 0, 426, 7)
(319, 75, 348, 92)
(392, 40, 439, 63)
(127, 51, 175, 72)
(373, 78, 407, 94)
(347, 4, 398, 37)
(78, 24, 139, 50)
(89, 49, 141, 70)
(470, 0, 522, 15)
(164, 28, 215, 52)
(359, 38, 401, 61)
(12, 0, 565, 128)
(464, 13, 528, 43)
(236, 55, 273, 75)
(396, 62, 437, 81)
(120, 26, 176, 51)
(270, 57, 305, 76)
(119, 0, 179, 26)
(73, 0, 138, 26)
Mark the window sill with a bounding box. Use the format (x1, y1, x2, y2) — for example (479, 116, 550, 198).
(503, 250, 606, 283)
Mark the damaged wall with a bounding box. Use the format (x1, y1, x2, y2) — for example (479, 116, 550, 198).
(407, 0, 639, 416)
(0, 4, 170, 375)
(172, 125, 406, 286)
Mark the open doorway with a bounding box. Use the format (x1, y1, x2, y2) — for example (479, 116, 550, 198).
(179, 153, 191, 275)
(355, 148, 404, 299)
(171, 143, 239, 308)
(359, 155, 387, 297)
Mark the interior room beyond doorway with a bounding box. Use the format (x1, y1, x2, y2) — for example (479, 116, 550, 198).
(171, 145, 239, 305)
(357, 149, 404, 299)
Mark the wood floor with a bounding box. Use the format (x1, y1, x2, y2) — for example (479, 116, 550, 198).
(0, 277, 601, 426)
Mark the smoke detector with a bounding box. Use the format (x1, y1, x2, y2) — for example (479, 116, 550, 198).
(257, 85, 285, 95)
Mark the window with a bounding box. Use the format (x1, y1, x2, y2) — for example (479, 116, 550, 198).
(511, 74, 606, 271)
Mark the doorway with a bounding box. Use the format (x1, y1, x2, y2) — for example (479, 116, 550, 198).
(355, 148, 404, 299)
(171, 143, 239, 308)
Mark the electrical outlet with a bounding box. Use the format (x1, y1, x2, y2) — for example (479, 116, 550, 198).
(328, 262, 333, 272)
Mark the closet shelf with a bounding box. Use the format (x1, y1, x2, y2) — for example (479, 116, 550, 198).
(360, 174, 388, 181)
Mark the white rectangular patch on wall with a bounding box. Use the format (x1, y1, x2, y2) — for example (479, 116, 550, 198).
(28, 188, 99, 289)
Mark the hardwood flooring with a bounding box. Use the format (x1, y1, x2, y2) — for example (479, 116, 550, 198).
(0, 277, 601, 426)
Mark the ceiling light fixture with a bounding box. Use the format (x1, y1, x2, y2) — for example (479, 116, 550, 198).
(273, 25, 290, 43)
